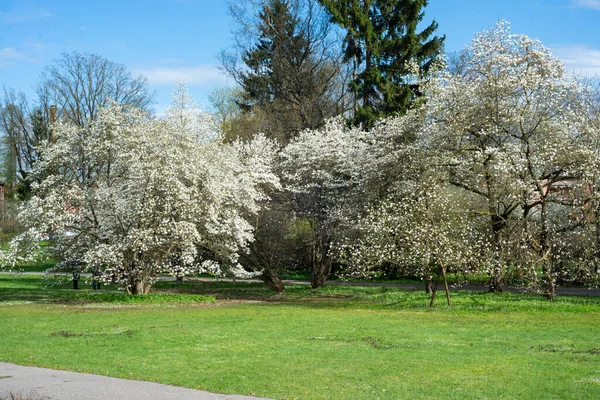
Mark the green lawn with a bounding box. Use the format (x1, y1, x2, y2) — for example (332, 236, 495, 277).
(0, 274, 599, 399)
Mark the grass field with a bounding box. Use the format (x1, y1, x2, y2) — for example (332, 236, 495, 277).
(1, 274, 599, 399)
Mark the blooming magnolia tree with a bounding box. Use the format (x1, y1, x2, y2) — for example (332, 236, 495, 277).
(338, 180, 489, 305)
(329, 109, 490, 298)
(284, 22, 597, 301)
(281, 108, 487, 298)
(572, 78, 600, 288)
(425, 22, 592, 298)
(4, 84, 279, 294)
(281, 118, 371, 288)
(3, 23, 598, 301)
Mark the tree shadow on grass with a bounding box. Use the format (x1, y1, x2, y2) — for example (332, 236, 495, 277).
(0, 274, 98, 304)
(4, 275, 600, 312)
(175, 282, 600, 313)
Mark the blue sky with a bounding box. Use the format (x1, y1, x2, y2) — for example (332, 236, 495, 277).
(1, 0, 599, 113)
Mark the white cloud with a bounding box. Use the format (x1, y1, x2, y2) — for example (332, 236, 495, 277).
(553, 45, 600, 77)
(134, 65, 231, 86)
(571, 0, 600, 9)
(0, 48, 33, 63)
(0, 48, 34, 70)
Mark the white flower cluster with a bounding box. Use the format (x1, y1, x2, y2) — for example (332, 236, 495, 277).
(3, 84, 279, 293)
(281, 21, 600, 293)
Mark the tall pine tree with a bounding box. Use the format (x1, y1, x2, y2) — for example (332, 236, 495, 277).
(320, 0, 444, 129)
(241, 0, 303, 108)
(232, 0, 342, 143)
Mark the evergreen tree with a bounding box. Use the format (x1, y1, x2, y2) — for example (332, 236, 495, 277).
(225, 0, 343, 143)
(0, 119, 18, 188)
(320, 0, 445, 129)
(241, 0, 304, 107)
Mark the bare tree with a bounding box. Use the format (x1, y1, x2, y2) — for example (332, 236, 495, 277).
(37, 52, 154, 127)
(0, 52, 154, 186)
(446, 49, 472, 78)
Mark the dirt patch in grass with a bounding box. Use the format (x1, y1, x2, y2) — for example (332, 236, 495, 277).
(531, 344, 600, 355)
(50, 327, 135, 338)
(306, 336, 401, 350)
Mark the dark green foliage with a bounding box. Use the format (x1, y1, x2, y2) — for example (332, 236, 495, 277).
(320, 0, 445, 128)
(233, 0, 341, 143)
(241, 0, 307, 108)
(5, 108, 48, 200)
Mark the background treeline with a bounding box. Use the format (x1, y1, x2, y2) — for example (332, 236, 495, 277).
(1, 0, 599, 298)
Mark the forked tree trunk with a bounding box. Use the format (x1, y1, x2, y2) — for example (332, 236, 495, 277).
(429, 265, 451, 307)
(128, 280, 151, 295)
(424, 278, 434, 295)
(260, 270, 285, 293)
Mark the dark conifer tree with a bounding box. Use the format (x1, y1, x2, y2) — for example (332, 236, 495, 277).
(231, 0, 342, 143)
(320, 0, 445, 129)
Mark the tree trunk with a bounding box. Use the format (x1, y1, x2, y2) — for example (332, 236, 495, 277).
(488, 272, 504, 293)
(487, 204, 506, 293)
(441, 266, 451, 307)
(363, 46, 372, 110)
(311, 233, 331, 289)
(260, 270, 285, 293)
(423, 264, 434, 294)
(429, 272, 441, 308)
(352, 54, 358, 119)
(128, 280, 151, 295)
(542, 265, 556, 300)
(539, 200, 556, 300)
(424, 277, 434, 294)
(311, 259, 331, 290)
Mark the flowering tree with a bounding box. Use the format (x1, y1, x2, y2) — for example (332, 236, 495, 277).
(281, 118, 370, 288)
(284, 22, 597, 300)
(572, 78, 600, 288)
(329, 108, 490, 298)
(339, 179, 488, 305)
(280, 108, 485, 298)
(293, 22, 595, 300)
(3, 84, 279, 294)
(422, 22, 592, 298)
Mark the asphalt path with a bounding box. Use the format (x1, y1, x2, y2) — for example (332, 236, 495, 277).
(0, 363, 271, 400)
